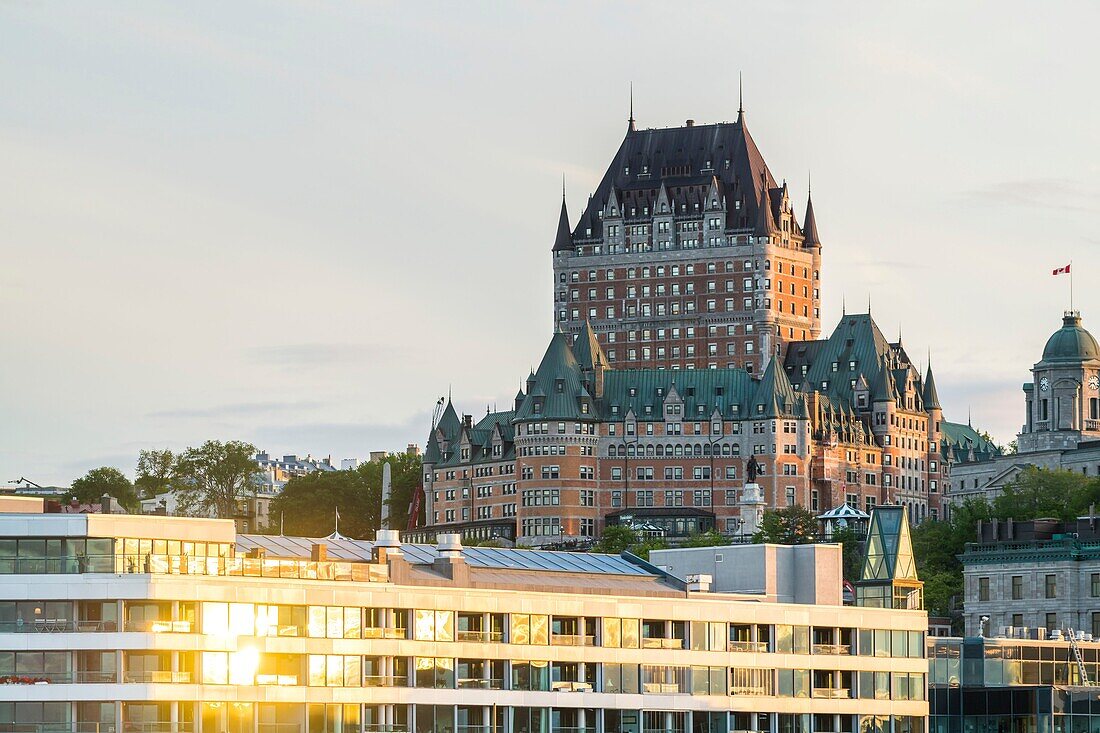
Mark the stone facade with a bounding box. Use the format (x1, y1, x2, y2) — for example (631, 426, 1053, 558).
(961, 518, 1100, 638)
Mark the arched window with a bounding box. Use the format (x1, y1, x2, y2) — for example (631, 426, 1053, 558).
(674, 445, 683, 457)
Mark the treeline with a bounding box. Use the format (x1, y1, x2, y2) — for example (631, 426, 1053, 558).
(66, 441, 423, 539)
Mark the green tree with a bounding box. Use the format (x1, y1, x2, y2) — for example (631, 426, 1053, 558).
(831, 526, 864, 583)
(592, 525, 638, 554)
(910, 498, 994, 620)
(993, 467, 1100, 522)
(684, 530, 730, 548)
(753, 505, 818, 544)
(135, 449, 174, 499)
(264, 453, 424, 538)
(268, 466, 379, 539)
(172, 440, 260, 519)
(69, 467, 138, 511)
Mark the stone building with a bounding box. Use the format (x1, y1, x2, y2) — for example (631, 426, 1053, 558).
(418, 315, 981, 547)
(960, 517, 1100, 638)
(947, 311, 1100, 508)
(552, 107, 821, 375)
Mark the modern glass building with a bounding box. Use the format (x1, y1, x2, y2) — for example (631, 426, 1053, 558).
(928, 636, 1100, 733)
(0, 511, 928, 733)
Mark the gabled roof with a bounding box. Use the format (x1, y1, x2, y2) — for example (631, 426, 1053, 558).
(436, 400, 461, 440)
(940, 420, 1000, 464)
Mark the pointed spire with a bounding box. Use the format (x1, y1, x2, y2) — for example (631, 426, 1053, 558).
(737, 72, 744, 123)
(923, 360, 942, 411)
(552, 187, 572, 252)
(802, 175, 822, 248)
(628, 82, 635, 132)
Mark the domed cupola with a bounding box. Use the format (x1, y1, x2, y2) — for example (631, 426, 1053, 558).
(1041, 311, 1100, 363)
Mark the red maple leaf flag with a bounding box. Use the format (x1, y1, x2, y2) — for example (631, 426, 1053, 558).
(1053, 264, 1072, 276)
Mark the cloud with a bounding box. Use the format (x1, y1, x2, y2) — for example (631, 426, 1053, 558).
(247, 343, 378, 368)
(148, 401, 325, 420)
(959, 178, 1098, 214)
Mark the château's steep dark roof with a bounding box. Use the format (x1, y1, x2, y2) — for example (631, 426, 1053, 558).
(923, 365, 941, 410)
(599, 368, 757, 421)
(571, 118, 781, 243)
(572, 321, 606, 372)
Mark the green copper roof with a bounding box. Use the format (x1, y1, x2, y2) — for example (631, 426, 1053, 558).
(751, 357, 804, 418)
(1042, 312, 1100, 362)
(513, 332, 593, 422)
(600, 367, 757, 420)
(940, 420, 1000, 464)
(572, 321, 606, 372)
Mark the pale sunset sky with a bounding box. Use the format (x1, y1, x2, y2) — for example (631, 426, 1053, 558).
(1, 2, 1098, 485)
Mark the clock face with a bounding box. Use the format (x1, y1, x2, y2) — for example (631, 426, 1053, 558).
(1040, 377, 1050, 392)
(1090, 375, 1100, 391)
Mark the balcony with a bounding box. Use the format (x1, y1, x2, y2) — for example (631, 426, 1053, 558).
(551, 634, 595, 647)
(728, 640, 768, 653)
(363, 627, 407, 640)
(363, 675, 409, 688)
(456, 678, 504, 690)
(551, 681, 593, 692)
(812, 643, 851, 655)
(123, 620, 192, 633)
(813, 687, 851, 699)
(641, 682, 684, 694)
(122, 671, 192, 684)
(641, 637, 684, 650)
(254, 674, 298, 686)
(456, 630, 503, 643)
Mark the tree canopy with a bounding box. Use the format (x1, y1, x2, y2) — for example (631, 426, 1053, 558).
(266, 453, 423, 539)
(135, 448, 175, 500)
(591, 525, 668, 560)
(172, 440, 260, 519)
(753, 505, 818, 545)
(68, 467, 138, 511)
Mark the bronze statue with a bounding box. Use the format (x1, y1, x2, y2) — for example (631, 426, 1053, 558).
(746, 456, 764, 483)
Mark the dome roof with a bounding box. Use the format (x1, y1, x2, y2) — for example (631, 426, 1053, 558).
(1042, 312, 1100, 362)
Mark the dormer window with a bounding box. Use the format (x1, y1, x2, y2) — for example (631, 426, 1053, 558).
(849, 360, 857, 371)
(629, 387, 637, 397)
(611, 405, 620, 415)
(624, 166, 629, 175)
(555, 378, 565, 393)
(715, 386, 724, 396)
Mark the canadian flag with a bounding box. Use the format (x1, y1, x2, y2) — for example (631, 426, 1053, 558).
(1053, 264, 1072, 276)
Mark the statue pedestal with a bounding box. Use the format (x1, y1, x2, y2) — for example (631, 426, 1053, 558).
(739, 482, 766, 537)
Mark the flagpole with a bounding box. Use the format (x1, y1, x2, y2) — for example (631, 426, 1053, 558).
(1071, 259, 1075, 312)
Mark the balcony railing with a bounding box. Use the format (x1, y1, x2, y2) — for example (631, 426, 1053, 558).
(551, 634, 595, 647)
(551, 681, 593, 692)
(122, 671, 192, 684)
(812, 643, 851, 655)
(362, 627, 407, 640)
(641, 638, 684, 650)
(362, 675, 409, 688)
(456, 630, 503, 643)
(0, 620, 122, 634)
(641, 682, 684, 694)
(813, 687, 851, 699)
(456, 678, 504, 690)
(728, 640, 768, 653)
(254, 674, 298, 686)
(123, 620, 192, 634)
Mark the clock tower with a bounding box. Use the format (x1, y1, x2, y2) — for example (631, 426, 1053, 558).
(1018, 310, 1100, 452)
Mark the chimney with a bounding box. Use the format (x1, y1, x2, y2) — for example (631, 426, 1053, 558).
(374, 529, 402, 564)
(685, 119, 695, 127)
(311, 543, 327, 562)
(463, 414, 473, 430)
(100, 494, 114, 514)
(433, 533, 469, 583)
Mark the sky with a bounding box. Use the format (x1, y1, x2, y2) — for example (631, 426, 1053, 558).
(1, 2, 1098, 486)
